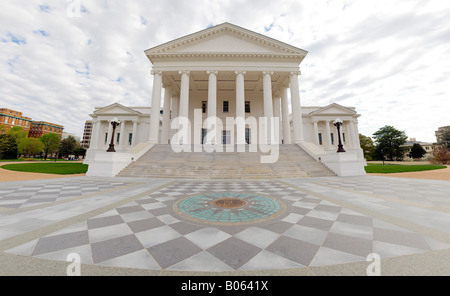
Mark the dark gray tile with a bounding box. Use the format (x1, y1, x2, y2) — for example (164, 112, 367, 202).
(33, 231, 89, 256)
(337, 213, 373, 227)
(207, 237, 261, 270)
(116, 205, 145, 214)
(302, 197, 321, 204)
(127, 217, 165, 233)
(315, 204, 341, 213)
(263, 221, 293, 234)
(87, 215, 124, 229)
(148, 207, 168, 216)
(91, 234, 144, 263)
(298, 216, 334, 231)
(266, 236, 319, 266)
(373, 228, 431, 250)
(291, 206, 311, 215)
(322, 232, 373, 257)
(148, 237, 202, 269)
(169, 221, 204, 235)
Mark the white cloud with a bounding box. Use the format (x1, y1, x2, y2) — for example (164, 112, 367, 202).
(0, 0, 449, 143)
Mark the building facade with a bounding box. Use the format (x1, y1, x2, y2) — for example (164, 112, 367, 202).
(85, 23, 366, 177)
(81, 120, 93, 149)
(0, 108, 33, 134)
(28, 121, 64, 139)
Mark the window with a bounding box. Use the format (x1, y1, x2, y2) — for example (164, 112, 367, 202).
(245, 101, 251, 113)
(202, 101, 207, 114)
(201, 128, 207, 144)
(342, 133, 346, 143)
(116, 133, 120, 144)
(330, 133, 334, 145)
(223, 101, 229, 113)
(105, 133, 108, 144)
(245, 128, 251, 144)
(318, 133, 323, 145)
(222, 130, 231, 144)
(128, 133, 133, 145)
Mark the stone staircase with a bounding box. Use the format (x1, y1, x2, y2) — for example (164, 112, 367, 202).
(117, 144, 335, 179)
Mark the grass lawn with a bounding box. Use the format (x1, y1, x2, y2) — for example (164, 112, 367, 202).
(1, 163, 88, 175)
(365, 163, 447, 174)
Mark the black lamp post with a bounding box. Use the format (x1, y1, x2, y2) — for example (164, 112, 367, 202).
(106, 118, 120, 152)
(333, 118, 346, 153)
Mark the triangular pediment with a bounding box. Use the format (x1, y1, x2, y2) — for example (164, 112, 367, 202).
(310, 103, 357, 116)
(94, 103, 142, 116)
(145, 23, 307, 59)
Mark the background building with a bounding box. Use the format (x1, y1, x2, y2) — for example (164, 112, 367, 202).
(81, 120, 93, 149)
(28, 121, 64, 138)
(0, 108, 33, 134)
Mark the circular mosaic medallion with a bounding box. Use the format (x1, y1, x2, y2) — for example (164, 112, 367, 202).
(174, 192, 285, 225)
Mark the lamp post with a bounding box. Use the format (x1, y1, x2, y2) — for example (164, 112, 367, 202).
(333, 118, 346, 153)
(106, 118, 120, 152)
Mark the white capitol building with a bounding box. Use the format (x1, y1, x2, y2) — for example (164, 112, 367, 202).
(84, 23, 366, 178)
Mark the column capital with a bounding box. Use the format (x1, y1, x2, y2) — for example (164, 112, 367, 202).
(290, 71, 301, 76)
(151, 70, 163, 76)
(235, 70, 247, 76)
(207, 70, 219, 76)
(262, 71, 274, 76)
(178, 70, 190, 76)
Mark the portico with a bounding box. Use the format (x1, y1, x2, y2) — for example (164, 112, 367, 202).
(144, 23, 308, 147)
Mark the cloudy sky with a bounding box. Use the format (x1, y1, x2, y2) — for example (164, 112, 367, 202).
(1, 0, 449, 142)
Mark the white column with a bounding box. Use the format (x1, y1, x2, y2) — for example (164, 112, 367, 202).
(178, 70, 190, 144)
(325, 120, 332, 150)
(290, 71, 304, 143)
(235, 71, 246, 145)
(161, 86, 172, 144)
(170, 95, 179, 144)
(149, 70, 163, 143)
(263, 71, 274, 144)
(273, 94, 281, 144)
(119, 121, 125, 150)
(207, 71, 218, 145)
(132, 120, 138, 147)
(313, 120, 319, 146)
(91, 120, 100, 149)
(280, 86, 291, 144)
(107, 121, 113, 146)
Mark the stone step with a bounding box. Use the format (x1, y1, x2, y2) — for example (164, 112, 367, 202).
(117, 144, 335, 179)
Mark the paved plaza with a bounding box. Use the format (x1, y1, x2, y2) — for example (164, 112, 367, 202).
(1, 174, 450, 275)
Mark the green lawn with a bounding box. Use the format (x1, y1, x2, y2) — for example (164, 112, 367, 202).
(1, 163, 88, 175)
(365, 163, 446, 174)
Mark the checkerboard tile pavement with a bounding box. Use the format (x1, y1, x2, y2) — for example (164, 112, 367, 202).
(5, 180, 450, 272)
(0, 179, 130, 209)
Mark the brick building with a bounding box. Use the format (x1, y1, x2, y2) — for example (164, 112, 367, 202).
(28, 121, 64, 138)
(81, 120, 93, 149)
(0, 108, 33, 134)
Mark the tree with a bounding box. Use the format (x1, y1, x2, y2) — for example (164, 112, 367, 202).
(74, 147, 86, 159)
(409, 143, 427, 159)
(39, 133, 60, 160)
(59, 136, 78, 158)
(7, 126, 28, 142)
(17, 137, 44, 157)
(372, 125, 408, 161)
(0, 134, 18, 159)
(359, 134, 375, 160)
(431, 146, 450, 164)
(437, 127, 450, 150)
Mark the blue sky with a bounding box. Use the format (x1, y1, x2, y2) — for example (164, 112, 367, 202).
(1, 0, 449, 142)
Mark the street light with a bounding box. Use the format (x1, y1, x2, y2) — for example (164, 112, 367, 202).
(106, 118, 120, 152)
(333, 118, 346, 153)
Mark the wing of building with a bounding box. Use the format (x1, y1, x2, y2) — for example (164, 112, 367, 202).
(84, 23, 366, 178)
